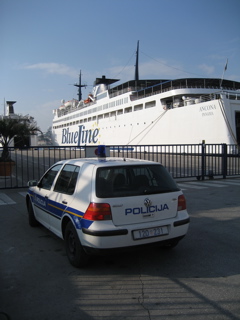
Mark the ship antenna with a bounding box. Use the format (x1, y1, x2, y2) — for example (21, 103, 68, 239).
(74, 70, 86, 101)
(220, 59, 228, 89)
(134, 40, 139, 81)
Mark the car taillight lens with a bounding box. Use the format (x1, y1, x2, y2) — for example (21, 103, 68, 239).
(83, 203, 112, 221)
(177, 195, 186, 211)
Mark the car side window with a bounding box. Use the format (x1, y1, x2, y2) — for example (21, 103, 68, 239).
(54, 165, 80, 195)
(38, 164, 63, 190)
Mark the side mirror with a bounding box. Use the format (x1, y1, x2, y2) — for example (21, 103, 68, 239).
(27, 180, 38, 187)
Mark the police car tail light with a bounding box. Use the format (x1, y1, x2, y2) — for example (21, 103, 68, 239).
(177, 195, 186, 211)
(84, 202, 112, 221)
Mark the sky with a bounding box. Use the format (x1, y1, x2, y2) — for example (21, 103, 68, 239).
(1, 0, 240, 132)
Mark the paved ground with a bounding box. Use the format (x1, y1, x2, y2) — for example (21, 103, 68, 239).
(0, 178, 240, 320)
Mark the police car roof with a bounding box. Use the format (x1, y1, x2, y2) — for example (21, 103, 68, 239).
(56, 157, 160, 167)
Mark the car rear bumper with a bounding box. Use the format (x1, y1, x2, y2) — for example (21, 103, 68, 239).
(82, 228, 128, 236)
(83, 235, 186, 255)
(82, 217, 190, 236)
(79, 211, 190, 251)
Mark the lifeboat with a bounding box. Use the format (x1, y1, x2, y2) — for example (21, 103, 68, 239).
(84, 94, 94, 104)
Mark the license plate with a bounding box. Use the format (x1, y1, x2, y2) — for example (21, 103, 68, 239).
(133, 226, 169, 240)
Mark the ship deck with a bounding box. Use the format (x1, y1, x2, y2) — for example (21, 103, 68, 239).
(109, 78, 240, 99)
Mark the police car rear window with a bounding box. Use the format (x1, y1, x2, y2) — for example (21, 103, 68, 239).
(96, 164, 179, 198)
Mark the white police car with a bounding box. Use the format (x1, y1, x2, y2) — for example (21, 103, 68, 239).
(26, 147, 189, 267)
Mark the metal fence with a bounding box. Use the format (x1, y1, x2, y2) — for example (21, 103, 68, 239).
(0, 143, 239, 189)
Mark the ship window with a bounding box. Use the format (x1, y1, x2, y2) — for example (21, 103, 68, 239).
(116, 99, 124, 106)
(92, 116, 96, 120)
(134, 104, 143, 111)
(97, 92, 107, 100)
(125, 107, 132, 113)
(104, 113, 109, 118)
(109, 101, 115, 108)
(145, 101, 156, 109)
(98, 115, 103, 120)
(117, 109, 123, 115)
(88, 117, 91, 122)
(103, 104, 108, 110)
(111, 111, 116, 117)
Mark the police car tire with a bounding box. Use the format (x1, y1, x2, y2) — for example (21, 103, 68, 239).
(28, 200, 39, 227)
(64, 221, 89, 267)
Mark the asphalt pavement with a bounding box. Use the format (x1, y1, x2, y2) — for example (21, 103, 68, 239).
(0, 178, 240, 320)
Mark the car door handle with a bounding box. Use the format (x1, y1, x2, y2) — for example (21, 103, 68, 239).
(62, 200, 68, 204)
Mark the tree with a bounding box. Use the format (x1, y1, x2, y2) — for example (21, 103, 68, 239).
(0, 116, 41, 161)
(38, 127, 54, 145)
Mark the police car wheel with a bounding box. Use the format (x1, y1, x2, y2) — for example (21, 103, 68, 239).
(28, 200, 39, 227)
(64, 221, 89, 267)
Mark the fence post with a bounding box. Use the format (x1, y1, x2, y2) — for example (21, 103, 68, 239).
(201, 141, 205, 180)
(222, 144, 227, 179)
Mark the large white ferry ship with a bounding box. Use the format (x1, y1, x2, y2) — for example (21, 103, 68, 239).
(52, 43, 240, 147)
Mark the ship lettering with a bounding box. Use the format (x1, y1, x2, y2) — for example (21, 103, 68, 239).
(78, 125, 99, 145)
(62, 125, 99, 145)
(199, 105, 216, 112)
(202, 112, 214, 116)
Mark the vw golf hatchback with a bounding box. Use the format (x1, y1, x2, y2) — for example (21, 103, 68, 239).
(26, 155, 190, 267)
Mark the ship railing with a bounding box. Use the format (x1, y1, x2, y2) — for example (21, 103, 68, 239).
(1, 143, 240, 189)
(131, 83, 238, 101)
(109, 78, 240, 100)
(109, 86, 142, 98)
(225, 92, 240, 100)
(57, 101, 96, 118)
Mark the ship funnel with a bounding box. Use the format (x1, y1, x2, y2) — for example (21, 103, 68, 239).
(93, 75, 119, 98)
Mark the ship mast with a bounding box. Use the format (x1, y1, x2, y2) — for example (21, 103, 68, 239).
(74, 70, 85, 101)
(134, 40, 139, 81)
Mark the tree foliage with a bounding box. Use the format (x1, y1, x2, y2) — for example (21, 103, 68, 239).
(0, 117, 41, 161)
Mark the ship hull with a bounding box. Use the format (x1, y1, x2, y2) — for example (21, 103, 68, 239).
(52, 77, 240, 147)
(52, 96, 240, 146)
